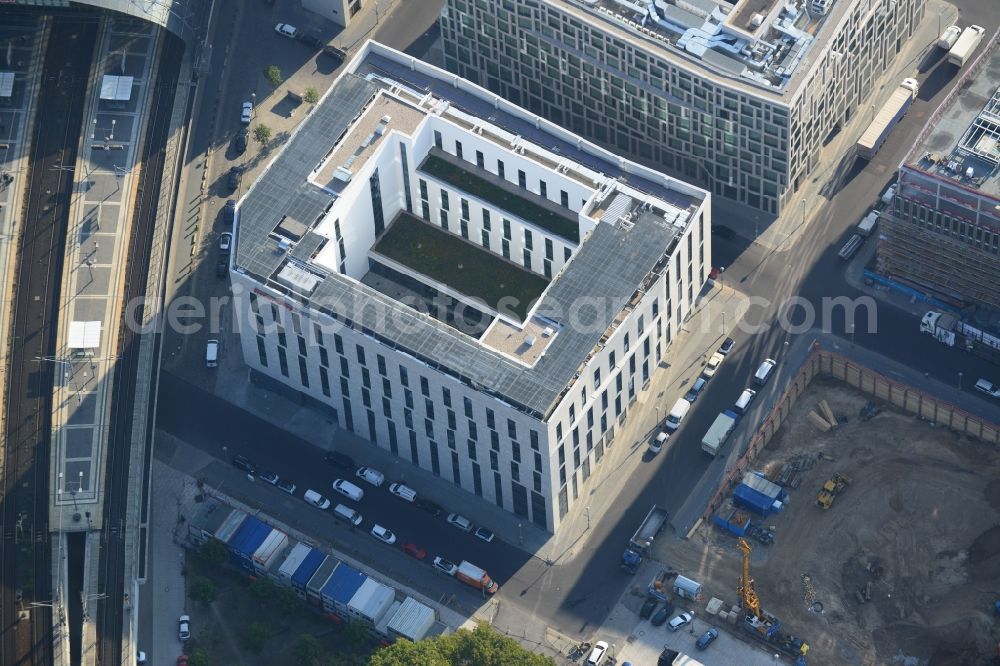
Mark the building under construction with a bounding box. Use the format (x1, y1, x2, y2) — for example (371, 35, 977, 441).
(876, 37, 1000, 311)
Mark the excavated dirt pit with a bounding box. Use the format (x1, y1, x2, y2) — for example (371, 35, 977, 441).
(658, 376, 1000, 666)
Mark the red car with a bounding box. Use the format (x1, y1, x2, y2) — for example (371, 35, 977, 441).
(402, 542, 426, 560)
(177, 656, 188, 666)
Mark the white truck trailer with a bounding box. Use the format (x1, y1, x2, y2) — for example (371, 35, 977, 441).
(856, 78, 919, 160)
(947, 25, 985, 66)
(701, 410, 738, 456)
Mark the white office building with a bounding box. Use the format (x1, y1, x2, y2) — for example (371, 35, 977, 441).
(230, 41, 709, 533)
(441, 0, 925, 215)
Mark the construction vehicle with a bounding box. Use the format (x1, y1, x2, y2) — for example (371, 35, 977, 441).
(816, 473, 852, 509)
(621, 505, 669, 573)
(737, 538, 810, 662)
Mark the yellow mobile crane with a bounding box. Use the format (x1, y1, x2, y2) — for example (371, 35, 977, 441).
(737, 538, 810, 659)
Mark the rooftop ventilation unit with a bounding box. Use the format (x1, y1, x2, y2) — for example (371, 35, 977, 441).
(334, 166, 353, 183)
(523, 335, 537, 348)
(278, 238, 292, 253)
(542, 327, 555, 337)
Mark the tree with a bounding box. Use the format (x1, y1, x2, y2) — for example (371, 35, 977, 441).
(369, 623, 554, 666)
(264, 64, 283, 87)
(185, 647, 211, 666)
(196, 539, 227, 566)
(242, 621, 273, 653)
(189, 576, 217, 606)
(247, 576, 275, 603)
(294, 634, 324, 665)
(274, 585, 300, 614)
(253, 124, 272, 146)
(303, 86, 320, 104)
(342, 620, 371, 650)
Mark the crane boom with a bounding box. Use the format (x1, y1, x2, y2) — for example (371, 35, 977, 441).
(737, 538, 762, 620)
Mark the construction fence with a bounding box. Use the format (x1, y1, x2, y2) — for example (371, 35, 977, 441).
(701, 344, 1000, 523)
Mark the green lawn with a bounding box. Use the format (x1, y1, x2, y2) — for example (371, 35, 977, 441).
(421, 154, 580, 243)
(373, 213, 549, 322)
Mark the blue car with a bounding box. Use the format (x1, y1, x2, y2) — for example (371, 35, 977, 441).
(696, 627, 719, 649)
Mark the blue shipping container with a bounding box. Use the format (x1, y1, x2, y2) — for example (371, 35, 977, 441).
(291, 549, 327, 591)
(227, 517, 271, 571)
(320, 563, 366, 612)
(733, 484, 775, 517)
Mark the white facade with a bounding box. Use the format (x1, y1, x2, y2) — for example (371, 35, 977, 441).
(232, 42, 709, 533)
(301, 0, 358, 28)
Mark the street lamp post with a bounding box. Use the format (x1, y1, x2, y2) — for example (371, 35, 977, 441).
(518, 522, 523, 545)
(585, 506, 591, 531)
(958, 371, 963, 391)
(722, 310, 726, 335)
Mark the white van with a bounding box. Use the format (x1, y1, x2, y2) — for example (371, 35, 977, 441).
(388, 483, 417, 502)
(734, 388, 757, 414)
(355, 466, 385, 488)
(333, 503, 363, 526)
(753, 358, 777, 386)
(332, 479, 364, 501)
(303, 489, 330, 509)
(664, 398, 691, 431)
(205, 340, 218, 368)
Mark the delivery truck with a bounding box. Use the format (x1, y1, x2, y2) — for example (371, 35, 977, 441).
(937, 25, 961, 50)
(621, 505, 669, 573)
(856, 78, 919, 160)
(701, 410, 739, 456)
(920, 311, 1000, 362)
(456, 561, 499, 594)
(947, 25, 985, 66)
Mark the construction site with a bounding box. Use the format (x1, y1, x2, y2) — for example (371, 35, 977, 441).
(650, 375, 1000, 665)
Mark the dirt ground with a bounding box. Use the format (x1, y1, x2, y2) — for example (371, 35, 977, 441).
(655, 377, 1000, 665)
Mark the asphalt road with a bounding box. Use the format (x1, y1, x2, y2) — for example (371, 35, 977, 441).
(154, 0, 1000, 647)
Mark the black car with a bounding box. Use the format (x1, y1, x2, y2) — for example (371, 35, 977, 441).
(232, 455, 256, 474)
(324, 450, 356, 470)
(717, 337, 735, 355)
(414, 497, 444, 516)
(222, 199, 236, 225)
(234, 128, 249, 155)
(711, 225, 736, 240)
(322, 45, 347, 62)
(639, 597, 658, 619)
(227, 166, 242, 191)
(298, 33, 324, 49)
(215, 257, 228, 278)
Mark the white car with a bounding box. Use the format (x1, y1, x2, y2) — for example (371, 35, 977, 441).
(240, 101, 253, 124)
(274, 23, 298, 38)
(355, 466, 385, 487)
(975, 378, 1000, 397)
(585, 640, 609, 665)
(432, 556, 458, 576)
(702, 352, 724, 378)
(370, 524, 396, 544)
(668, 611, 694, 631)
(648, 431, 668, 455)
(446, 513, 473, 532)
(178, 614, 191, 641)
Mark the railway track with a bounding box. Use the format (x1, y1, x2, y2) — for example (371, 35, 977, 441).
(0, 17, 99, 666)
(93, 33, 184, 666)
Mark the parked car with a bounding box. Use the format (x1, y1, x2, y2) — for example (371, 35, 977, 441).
(298, 33, 323, 49)
(215, 257, 228, 278)
(303, 489, 330, 509)
(648, 431, 668, 455)
(702, 352, 724, 378)
(650, 606, 670, 626)
(718, 337, 736, 355)
(277, 479, 296, 495)
(432, 556, 457, 575)
(226, 167, 241, 192)
(684, 377, 707, 402)
(975, 378, 1000, 397)
(240, 101, 253, 124)
(414, 497, 444, 516)
(332, 479, 364, 501)
(231, 455, 255, 474)
(639, 597, 658, 619)
(402, 542, 426, 560)
(178, 615, 191, 641)
(370, 524, 396, 544)
(446, 513, 473, 532)
(712, 225, 736, 240)
(322, 44, 347, 61)
(474, 526, 495, 543)
(324, 450, 355, 470)
(274, 23, 297, 38)
(219, 231, 233, 254)
(234, 128, 249, 154)
(355, 466, 385, 487)
(222, 199, 236, 224)
(668, 611, 694, 631)
(696, 627, 719, 649)
(258, 470, 279, 485)
(388, 483, 417, 502)
(585, 641, 609, 666)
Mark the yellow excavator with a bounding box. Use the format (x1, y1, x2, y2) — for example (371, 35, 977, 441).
(738, 538, 809, 659)
(816, 473, 852, 509)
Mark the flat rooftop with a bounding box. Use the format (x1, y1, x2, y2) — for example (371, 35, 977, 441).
(371, 212, 549, 323)
(906, 38, 1000, 200)
(234, 42, 705, 418)
(544, 0, 854, 97)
